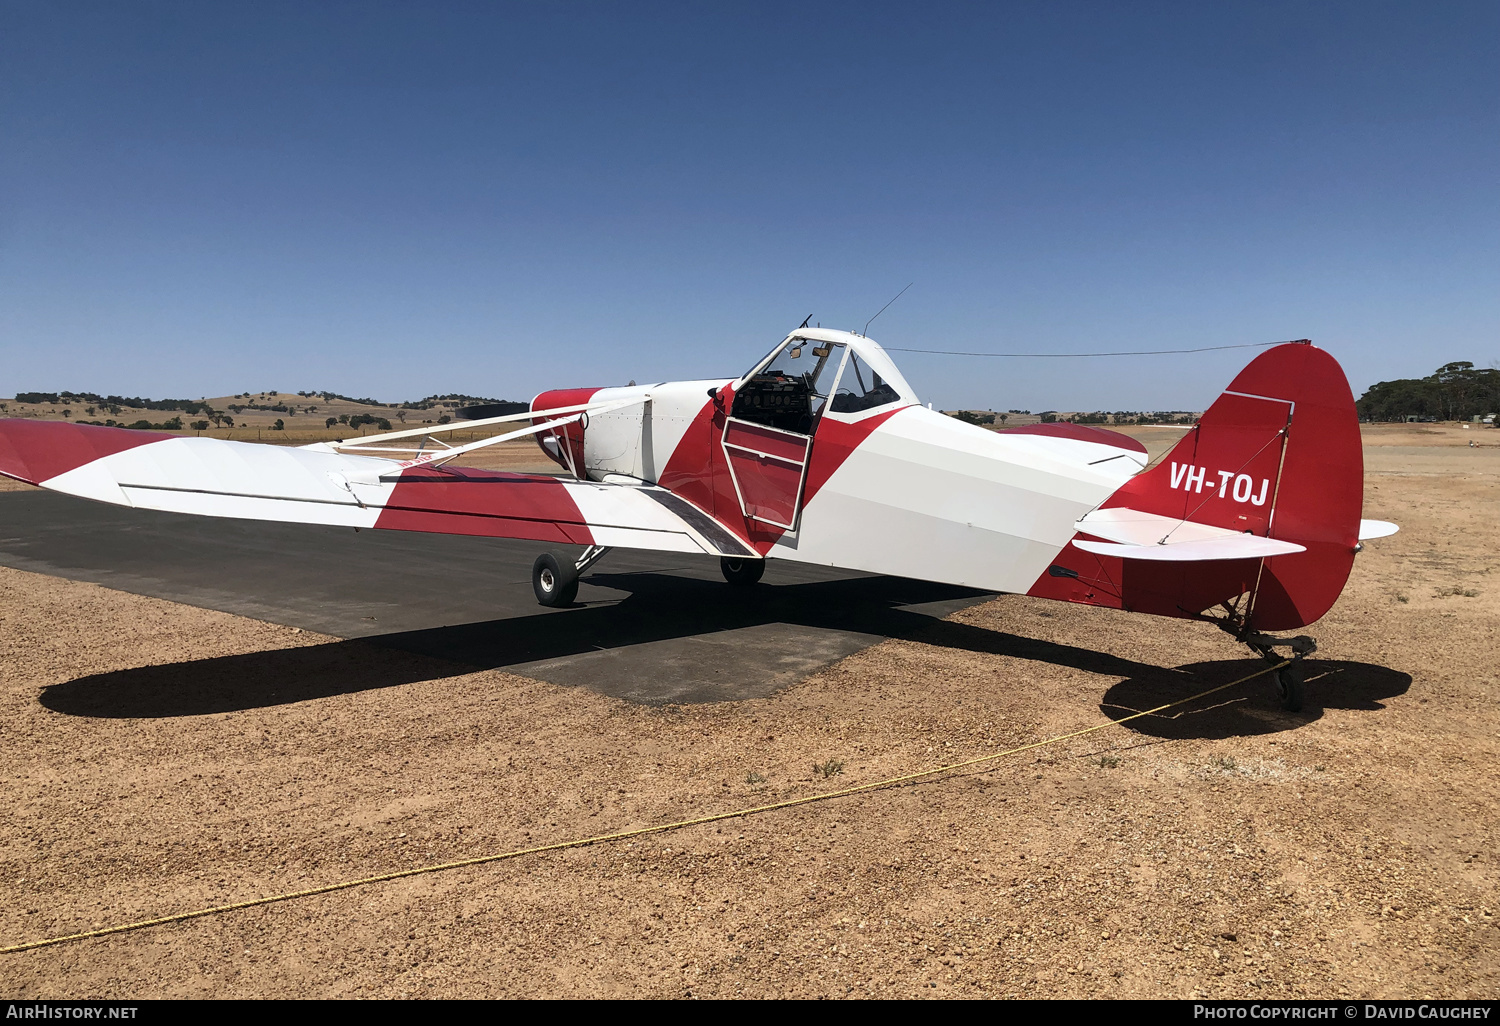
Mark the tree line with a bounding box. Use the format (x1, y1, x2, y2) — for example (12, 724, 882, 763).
(1356, 362, 1500, 422)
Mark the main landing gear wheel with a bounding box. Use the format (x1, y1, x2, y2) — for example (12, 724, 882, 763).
(532, 552, 579, 607)
(720, 556, 765, 586)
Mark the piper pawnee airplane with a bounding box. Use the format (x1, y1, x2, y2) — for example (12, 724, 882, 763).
(0, 328, 1396, 711)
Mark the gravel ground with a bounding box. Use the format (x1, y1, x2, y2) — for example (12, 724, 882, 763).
(0, 428, 1495, 998)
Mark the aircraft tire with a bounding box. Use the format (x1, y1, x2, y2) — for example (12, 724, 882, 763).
(1275, 665, 1304, 713)
(533, 552, 580, 607)
(720, 556, 765, 586)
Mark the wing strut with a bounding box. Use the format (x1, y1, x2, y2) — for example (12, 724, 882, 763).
(319, 397, 645, 474)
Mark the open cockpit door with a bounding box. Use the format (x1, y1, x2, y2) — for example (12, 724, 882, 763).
(719, 329, 920, 531)
(721, 418, 813, 529)
(720, 334, 845, 530)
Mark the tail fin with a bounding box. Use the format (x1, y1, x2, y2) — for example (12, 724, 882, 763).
(1031, 342, 1362, 630)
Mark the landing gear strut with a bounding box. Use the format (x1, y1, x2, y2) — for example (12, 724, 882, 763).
(532, 545, 612, 607)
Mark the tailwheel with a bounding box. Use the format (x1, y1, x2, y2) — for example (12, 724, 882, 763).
(1237, 630, 1316, 713)
(532, 552, 580, 607)
(720, 556, 765, 586)
(1274, 664, 1304, 713)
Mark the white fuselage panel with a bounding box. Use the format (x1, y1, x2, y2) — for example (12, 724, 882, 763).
(774, 408, 1142, 592)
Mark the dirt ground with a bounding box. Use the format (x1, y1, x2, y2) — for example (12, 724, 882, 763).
(0, 424, 1496, 998)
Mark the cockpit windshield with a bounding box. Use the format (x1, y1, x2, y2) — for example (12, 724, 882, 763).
(731, 337, 845, 434)
(785, 338, 844, 397)
(732, 329, 917, 431)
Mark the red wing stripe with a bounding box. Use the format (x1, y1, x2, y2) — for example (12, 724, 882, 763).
(374, 467, 595, 545)
(0, 420, 174, 486)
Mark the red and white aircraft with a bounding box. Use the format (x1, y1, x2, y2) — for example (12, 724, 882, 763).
(0, 329, 1395, 709)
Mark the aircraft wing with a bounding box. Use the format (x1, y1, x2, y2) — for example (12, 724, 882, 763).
(0, 420, 757, 558)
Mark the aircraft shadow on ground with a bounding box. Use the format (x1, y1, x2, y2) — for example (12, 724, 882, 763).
(37, 570, 1411, 726)
(1099, 659, 1413, 740)
(42, 572, 980, 717)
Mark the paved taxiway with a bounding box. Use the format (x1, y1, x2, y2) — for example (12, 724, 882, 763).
(0, 490, 989, 703)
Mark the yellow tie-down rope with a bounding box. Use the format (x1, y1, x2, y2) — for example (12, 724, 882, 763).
(2, 659, 1290, 955)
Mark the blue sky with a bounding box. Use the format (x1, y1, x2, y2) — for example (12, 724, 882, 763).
(2, 1, 1495, 410)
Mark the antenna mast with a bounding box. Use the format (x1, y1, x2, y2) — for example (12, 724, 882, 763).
(863, 283, 913, 336)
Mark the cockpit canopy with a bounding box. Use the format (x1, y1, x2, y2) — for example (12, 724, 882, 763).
(731, 329, 919, 434)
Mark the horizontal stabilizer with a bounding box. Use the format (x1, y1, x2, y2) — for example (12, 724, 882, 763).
(1074, 506, 1304, 561)
(1358, 519, 1399, 540)
(1074, 536, 1306, 562)
(1076, 506, 1258, 547)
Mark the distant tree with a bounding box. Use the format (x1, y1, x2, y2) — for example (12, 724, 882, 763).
(60, 409, 70, 418)
(222, 415, 234, 427)
(273, 418, 285, 430)
(950, 410, 995, 426)
(326, 417, 338, 428)
(338, 413, 350, 425)
(1357, 361, 1500, 421)
(437, 414, 451, 425)
(86, 406, 96, 416)
(998, 413, 1008, 426)
(347, 413, 392, 431)
(191, 420, 209, 431)
(396, 410, 407, 423)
